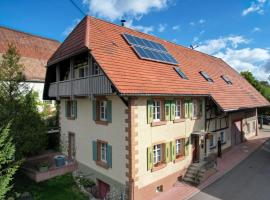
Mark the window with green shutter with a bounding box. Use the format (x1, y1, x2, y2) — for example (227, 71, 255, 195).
(170, 141, 176, 162)
(165, 142, 171, 163)
(185, 137, 190, 156)
(92, 140, 97, 161)
(65, 100, 77, 119)
(106, 144, 112, 168)
(92, 99, 112, 123)
(106, 100, 112, 123)
(165, 100, 171, 121)
(147, 146, 153, 170)
(147, 100, 154, 124)
(170, 101, 176, 121)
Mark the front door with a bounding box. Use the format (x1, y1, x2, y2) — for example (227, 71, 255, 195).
(192, 135, 200, 163)
(68, 132, 75, 159)
(231, 120, 243, 145)
(98, 179, 110, 199)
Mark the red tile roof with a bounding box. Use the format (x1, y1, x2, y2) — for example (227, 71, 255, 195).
(0, 26, 60, 81)
(49, 16, 269, 111)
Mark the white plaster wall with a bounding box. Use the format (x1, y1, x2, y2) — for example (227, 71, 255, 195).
(60, 96, 128, 185)
(136, 97, 206, 189)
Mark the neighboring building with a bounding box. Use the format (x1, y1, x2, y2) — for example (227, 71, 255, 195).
(43, 16, 269, 200)
(0, 26, 60, 111)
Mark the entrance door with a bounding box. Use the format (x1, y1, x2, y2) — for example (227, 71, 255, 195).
(192, 135, 200, 163)
(68, 132, 75, 159)
(231, 120, 243, 145)
(98, 179, 110, 199)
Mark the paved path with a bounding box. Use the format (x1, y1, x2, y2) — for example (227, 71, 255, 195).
(190, 139, 270, 200)
(153, 126, 270, 200)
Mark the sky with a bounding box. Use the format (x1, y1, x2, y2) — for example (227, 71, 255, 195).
(1, 0, 270, 81)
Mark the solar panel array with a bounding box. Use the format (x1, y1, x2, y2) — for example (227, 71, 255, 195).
(123, 33, 178, 65)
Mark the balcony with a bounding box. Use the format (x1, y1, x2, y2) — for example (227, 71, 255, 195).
(48, 74, 113, 98)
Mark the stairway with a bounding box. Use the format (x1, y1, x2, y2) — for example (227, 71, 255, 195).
(183, 163, 206, 185)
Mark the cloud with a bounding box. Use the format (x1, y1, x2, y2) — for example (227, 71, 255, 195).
(199, 19, 206, 24)
(252, 27, 261, 32)
(189, 19, 206, 26)
(197, 36, 249, 54)
(242, 0, 267, 16)
(158, 24, 167, 32)
(83, 0, 170, 21)
(62, 18, 80, 36)
(125, 20, 154, 33)
(189, 22, 195, 26)
(172, 25, 180, 31)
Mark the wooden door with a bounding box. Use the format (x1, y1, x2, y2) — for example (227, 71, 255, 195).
(68, 132, 75, 159)
(98, 179, 110, 199)
(231, 121, 243, 145)
(192, 136, 200, 163)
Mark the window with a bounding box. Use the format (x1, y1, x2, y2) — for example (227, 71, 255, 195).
(153, 100, 161, 121)
(175, 139, 185, 157)
(174, 67, 188, 79)
(192, 100, 198, 118)
(210, 135, 216, 148)
(200, 71, 213, 82)
(100, 143, 107, 163)
(220, 132, 226, 144)
(65, 100, 77, 119)
(93, 63, 101, 75)
(221, 75, 232, 85)
(175, 100, 181, 119)
(78, 67, 85, 78)
(100, 101, 107, 121)
(153, 144, 162, 164)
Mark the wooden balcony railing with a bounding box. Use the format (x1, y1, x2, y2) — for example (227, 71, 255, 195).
(48, 75, 112, 98)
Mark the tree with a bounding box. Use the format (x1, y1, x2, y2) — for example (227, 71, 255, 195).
(0, 44, 47, 159)
(0, 123, 21, 200)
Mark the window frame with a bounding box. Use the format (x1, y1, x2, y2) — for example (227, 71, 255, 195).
(100, 142, 107, 163)
(66, 100, 76, 119)
(220, 131, 226, 144)
(153, 100, 161, 122)
(175, 100, 181, 119)
(221, 75, 233, 85)
(200, 71, 213, 82)
(93, 63, 101, 75)
(100, 100, 107, 121)
(153, 144, 162, 165)
(210, 135, 216, 149)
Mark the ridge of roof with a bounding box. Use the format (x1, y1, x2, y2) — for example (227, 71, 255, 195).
(0, 25, 61, 44)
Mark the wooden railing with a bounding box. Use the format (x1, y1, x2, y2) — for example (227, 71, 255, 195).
(48, 75, 112, 98)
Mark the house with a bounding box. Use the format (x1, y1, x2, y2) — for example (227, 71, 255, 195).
(0, 26, 60, 111)
(43, 16, 269, 200)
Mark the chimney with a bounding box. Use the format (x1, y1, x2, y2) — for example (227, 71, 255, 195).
(121, 19, 126, 27)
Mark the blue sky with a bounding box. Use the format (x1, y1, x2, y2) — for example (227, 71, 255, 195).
(1, 0, 270, 80)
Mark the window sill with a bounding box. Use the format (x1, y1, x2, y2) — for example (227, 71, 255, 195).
(95, 120, 108, 126)
(151, 162, 167, 172)
(174, 155, 185, 163)
(96, 160, 109, 169)
(151, 121, 167, 127)
(173, 118, 185, 123)
(67, 117, 76, 120)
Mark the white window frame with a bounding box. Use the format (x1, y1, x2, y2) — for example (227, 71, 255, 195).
(176, 139, 181, 155)
(78, 66, 86, 78)
(100, 143, 107, 163)
(153, 100, 161, 122)
(220, 131, 226, 144)
(210, 135, 216, 148)
(100, 101, 107, 121)
(153, 144, 162, 164)
(192, 100, 197, 118)
(67, 101, 76, 118)
(175, 100, 181, 119)
(93, 63, 100, 75)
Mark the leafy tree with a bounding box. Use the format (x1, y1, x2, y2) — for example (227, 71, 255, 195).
(0, 123, 21, 200)
(0, 44, 47, 159)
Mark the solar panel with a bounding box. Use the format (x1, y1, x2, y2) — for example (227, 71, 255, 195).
(123, 33, 178, 65)
(174, 67, 188, 79)
(200, 71, 213, 82)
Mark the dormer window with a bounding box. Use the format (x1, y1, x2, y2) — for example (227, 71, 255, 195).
(200, 71, 213, 82)
(221, 75, 232, 85)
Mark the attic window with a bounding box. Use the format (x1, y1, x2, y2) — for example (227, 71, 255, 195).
(200, 71, 213, 82)
(174, 67, 188, 80)
(221, 75, 232, 85)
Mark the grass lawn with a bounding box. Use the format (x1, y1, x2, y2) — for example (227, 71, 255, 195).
(12, 172, 88, 200)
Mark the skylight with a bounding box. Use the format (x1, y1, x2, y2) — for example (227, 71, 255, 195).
(174, 67, 188, 79)
(221, 75, 232, 85)
(122, 33, 178, 65)
(200, 71, 213, 82)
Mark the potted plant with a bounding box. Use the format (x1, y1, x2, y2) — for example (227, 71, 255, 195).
(37, 161, 50, 172)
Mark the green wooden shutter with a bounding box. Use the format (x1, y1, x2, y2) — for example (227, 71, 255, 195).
(107, 144, 112, 168)
(65, 101, 68, 118)
(165, 100, 171, 121)
(92, 100, 97, 121)
(170, 101, 176, 121)
(147, 100, 154, 124)
(147, 146, 153, 170)
(184, 101, 189, 119)
(165, 142, 171, 163)
(185, 137, 190, 156)
(170, 141, 176, 161)
(107, 100, 112, 123)
(92, 141, 97, 161)
(73, 101, 77, 119)
(189, 102, 193, 118)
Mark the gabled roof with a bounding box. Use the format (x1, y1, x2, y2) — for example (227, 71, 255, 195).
(48, 16, 269, 111)
(0, 26, 60, 81)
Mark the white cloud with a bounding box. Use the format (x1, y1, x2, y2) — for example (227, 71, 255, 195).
(252, 27, 261, 32)
(172, 25, 180, 31)
(158, 24, 167, 32)
(242, 0, 267, 16)
(62, 18, 80, 36)
(125, 20, 154, 33)
(199, 19, 206, 24)
(193, 37, 199, 43)
(189, 22, 195, 26)
(197, 36, 249, 54)
(83, 0, 169, 21)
